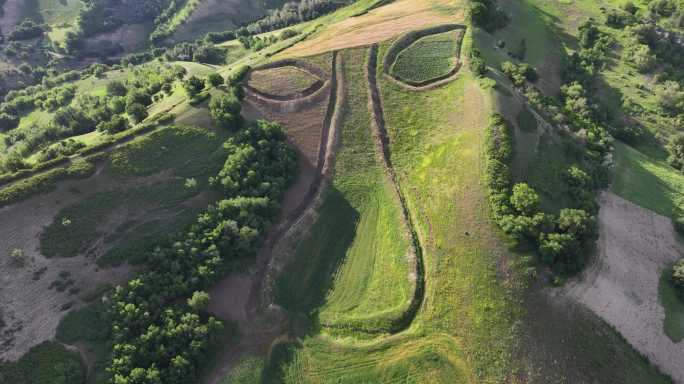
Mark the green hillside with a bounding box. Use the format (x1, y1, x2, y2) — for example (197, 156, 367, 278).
(1, 0, 683, 383)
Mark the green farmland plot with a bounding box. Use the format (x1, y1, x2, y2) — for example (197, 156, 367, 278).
(391, 31, 462, 84)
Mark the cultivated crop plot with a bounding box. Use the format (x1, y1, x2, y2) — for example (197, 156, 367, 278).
(392, 31, 462, 84)
(1, 0, 683, 383)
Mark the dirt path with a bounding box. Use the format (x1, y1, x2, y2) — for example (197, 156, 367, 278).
(562, 192, 684, 383)
(203, 51, 344, 384)
(365, 44, 425, 333)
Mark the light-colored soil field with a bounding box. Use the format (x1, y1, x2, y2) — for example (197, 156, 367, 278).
(247, 66, 321, 98)
(0, 167, 133, 361)
(564, 192, 684, 383)
(283, 0, 465, 57)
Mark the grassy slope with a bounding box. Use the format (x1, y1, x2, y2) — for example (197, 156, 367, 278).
(378, 37, 521, 382)
(276, 48, 413, 336)
(612, 142, 684, 217)
(659, 266, 684, 343)
(39, 124, 228, 266)
(275, 35, 520, 382)
(522, 0, 684, 215)
(391, 30, 461, 83)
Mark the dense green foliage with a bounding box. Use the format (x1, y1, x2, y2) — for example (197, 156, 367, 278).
(209, 92, 243, 130)
(107, 120, 296, 383)
(469, 0, 508, 32)
(485, 115, 598, 274)
(0, 63, 182, 175)
(0, 342, 86, 384)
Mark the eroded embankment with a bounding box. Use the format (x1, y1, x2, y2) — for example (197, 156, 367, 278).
(251, 51, 344, 315)
(382, 24, 466, 91)
(365, 44, 425, 333)
(205, 52, 344, 384)
(243, 59, 331, 113)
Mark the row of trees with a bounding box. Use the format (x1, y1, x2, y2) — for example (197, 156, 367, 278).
(485, 115, 599, 274)
(245, 0, 352, 35)
(107, 120, 297, 383)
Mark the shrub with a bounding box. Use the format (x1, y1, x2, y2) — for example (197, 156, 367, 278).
(510, 183, 540, 215)
(106, 80, 128, 96)
(469, 0, 508, 32)
(539, 232, 578, 266)
(672, 204, 684, 235)
(667, 133, 684, 171)
(501, 61, 537, 87)
(126, 103, 148, 123)
(672, 258, 684, 299)
(209, 93, 242, 130)
(0, 342, 85, 384)
(183, 75, 205, 97)
(9, 248, 26, 267)
(0, 113, 19, 131)
(97, 115, 130, 134)
(469, 49, 487, 77)
(188, 291, 210, 311)
(206, 73, 224, 87)
(655, 80, 684, 115)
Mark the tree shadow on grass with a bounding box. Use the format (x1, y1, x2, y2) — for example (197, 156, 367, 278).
(273, 186, 359, 337)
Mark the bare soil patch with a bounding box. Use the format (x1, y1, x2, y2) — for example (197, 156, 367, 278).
(563, 191, 684, 383)
(247, 66, 322, 100)
(283, 0, 464, 57)
(0, 166, 140, 361)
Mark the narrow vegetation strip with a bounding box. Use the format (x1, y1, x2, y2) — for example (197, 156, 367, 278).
(366, 43, 425, 333)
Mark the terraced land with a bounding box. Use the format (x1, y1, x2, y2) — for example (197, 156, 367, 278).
(247, 66, 321, 99)
(391, 30, 462, 84)
(275, 48, 415, 337)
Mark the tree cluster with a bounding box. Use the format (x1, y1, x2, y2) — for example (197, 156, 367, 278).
(209, 91, 242, 130)
(8, 18, 45, 41)
(501, 61, 537, 88)
(469, 0, 509, 32)
(485, 114, 600, 274)
(245, 0, 352, 35)
(0, 63, 181, 175)
(107, 120, 297, 383)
